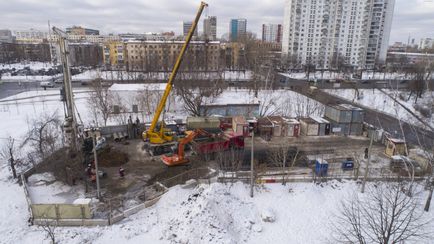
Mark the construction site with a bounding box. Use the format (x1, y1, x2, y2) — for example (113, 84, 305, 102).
(3, 2, 427, 228)
(1, 1, 434, 243)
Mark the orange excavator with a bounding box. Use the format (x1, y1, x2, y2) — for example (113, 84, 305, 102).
(161, 129, 211, 166)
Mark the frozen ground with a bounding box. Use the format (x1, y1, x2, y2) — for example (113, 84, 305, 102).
(324, 89, 434, 129)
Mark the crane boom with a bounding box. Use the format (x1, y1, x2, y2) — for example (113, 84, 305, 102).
(144, 1, 208, 145)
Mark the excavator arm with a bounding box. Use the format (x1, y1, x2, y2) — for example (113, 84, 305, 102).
(161, 129, 211, 166)
(143, 1, 208, 145)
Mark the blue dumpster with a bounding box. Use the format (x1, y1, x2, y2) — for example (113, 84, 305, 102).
(341, 158, 354, 170)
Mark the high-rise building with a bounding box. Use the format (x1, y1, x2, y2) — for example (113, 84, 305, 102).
(183, 21, 198, 37)
(419, 38, 434, 50)
(230, 19, 247, 42)
(282, 0, 395, 69)
(262, 24, 282, 43)
(204, 16, 217, 40)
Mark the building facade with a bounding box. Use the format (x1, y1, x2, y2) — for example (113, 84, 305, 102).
(230, 19, 247, 42)
(204, 16, 217, 40)
(13, 29, 48, 43)
(66, 26, 100, 35)
(103, 41, 126, 68)
(125, 41, 221, 72)
(262, 24, 282, 43)
(0, 30, 15, 43)
(183, 21, 198, 37)
(0, 43, 51, 63)
(282, 0, 395, 70)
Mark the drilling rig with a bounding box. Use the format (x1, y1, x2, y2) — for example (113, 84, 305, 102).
(52, 27, 79, 151)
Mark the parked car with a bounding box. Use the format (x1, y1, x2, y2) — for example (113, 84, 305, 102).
(40, 81, 55, 88)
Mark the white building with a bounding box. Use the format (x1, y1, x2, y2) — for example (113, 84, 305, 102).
(204, 16, 217, 40)
(282, 0, 395, 70)
(419, 38, 434, 50)
(262, 24, 282, 43)
(13, 29, 48, 42)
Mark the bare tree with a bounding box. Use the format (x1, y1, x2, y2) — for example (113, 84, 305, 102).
(87, 78, 112, 126)
(40, 220, 57, 244)
(175, 79, 225, 116)
(21, 112, 61, 159)
(267, 144, 299, 185)
(333, 182, 432, 244)
(0, 136, 19, 178)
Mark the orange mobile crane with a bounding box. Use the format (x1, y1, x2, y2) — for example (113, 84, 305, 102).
(142, 2, 208, 155)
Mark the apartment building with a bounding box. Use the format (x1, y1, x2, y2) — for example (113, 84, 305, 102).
(262, 24, 282, 43)
(183, 21, 198, 37)
(282, 0, 395, 69)
(103, 41, 126, 68)
(125, 41, 221, 72)
(230, 19, 247, 42)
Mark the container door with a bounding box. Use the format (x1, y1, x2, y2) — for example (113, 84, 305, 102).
(294, 125, 300, 137)
(288, 125, 294, 137)
(325, 124, 330, 135)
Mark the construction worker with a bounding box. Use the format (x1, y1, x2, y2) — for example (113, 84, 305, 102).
(119, 167, 125, 178)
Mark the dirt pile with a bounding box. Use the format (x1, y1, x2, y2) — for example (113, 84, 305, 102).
(97, 147, 129, 167)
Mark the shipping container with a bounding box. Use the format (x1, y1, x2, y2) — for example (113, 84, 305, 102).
(325, 104, 363, 123)
(330, 122, 350, 136)
(349, 123, 363, 136)
(300, 118, 319, 136)
(311, 116, 331, 136)
(187, 117, 221, 131)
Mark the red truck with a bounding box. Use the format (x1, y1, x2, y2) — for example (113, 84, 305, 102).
(191, 132, 244, 155)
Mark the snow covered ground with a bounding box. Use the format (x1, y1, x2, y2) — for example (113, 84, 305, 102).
(1, 178, 433, 244)
(324, 89, 434, 129)
(1, 84, 432, 243)
(279, 71, 434, 81)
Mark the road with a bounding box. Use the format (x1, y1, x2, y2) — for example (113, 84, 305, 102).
(292, 84, 434, 149)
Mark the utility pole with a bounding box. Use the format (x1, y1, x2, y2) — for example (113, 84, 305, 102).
(91, 129, 101, 199)
(250, 129, 254, 198)
(361, 130, 374, 193)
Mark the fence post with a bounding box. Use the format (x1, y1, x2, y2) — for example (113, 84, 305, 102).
(55, 204, 60, 220)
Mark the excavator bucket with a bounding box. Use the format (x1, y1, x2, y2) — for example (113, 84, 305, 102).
(161, 154, 190, 166)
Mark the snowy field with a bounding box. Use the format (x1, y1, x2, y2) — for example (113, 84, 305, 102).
(325, 89, 434, 129)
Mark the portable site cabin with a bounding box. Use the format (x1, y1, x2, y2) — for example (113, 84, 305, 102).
(232, 116, 249, 136)
(310, 116, 331, 136)
(286, 118, 300, 137)
(300, 118, 319, 136)
(385, 138, 408, 157)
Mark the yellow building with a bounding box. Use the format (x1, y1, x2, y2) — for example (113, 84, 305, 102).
(103, 41, 126, 68)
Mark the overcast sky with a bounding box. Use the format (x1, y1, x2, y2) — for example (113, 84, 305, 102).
(1, 0, 434, 44)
